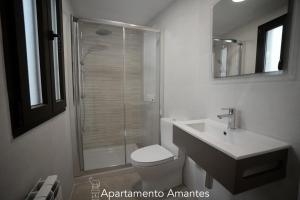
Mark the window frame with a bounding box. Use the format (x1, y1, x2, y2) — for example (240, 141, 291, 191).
(1, 0, 66, 137)
(255, 14, 288, 73)
(47, 0, 66, 114)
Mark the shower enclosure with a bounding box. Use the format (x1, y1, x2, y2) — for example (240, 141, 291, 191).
(213, 38, 243, 77)
(72, 18, 161, 171)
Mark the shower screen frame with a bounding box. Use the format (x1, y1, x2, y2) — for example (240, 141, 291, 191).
(71, 16, 161, 173)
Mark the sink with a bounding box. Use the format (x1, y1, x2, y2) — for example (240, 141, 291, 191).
(185, 120, 227, 141)
(174, 119, 289, 160)
(173, 119, 290, 194)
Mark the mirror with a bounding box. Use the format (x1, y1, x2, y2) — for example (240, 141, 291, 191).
(213, 0, 292, 78)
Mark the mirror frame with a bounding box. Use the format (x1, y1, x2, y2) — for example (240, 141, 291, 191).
(212, 0, 295, 80)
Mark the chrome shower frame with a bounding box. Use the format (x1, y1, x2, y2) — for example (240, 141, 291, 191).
(71, 15, 161, 174)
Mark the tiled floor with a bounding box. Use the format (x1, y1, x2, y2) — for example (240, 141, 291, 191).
(71, 167, 197, 200)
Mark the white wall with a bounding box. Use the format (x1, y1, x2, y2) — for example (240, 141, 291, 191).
(0, 0, 74, 199)
(152, 0, 206, 120)
(152, 0, 300, 199)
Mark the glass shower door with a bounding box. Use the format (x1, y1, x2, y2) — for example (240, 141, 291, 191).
(124, 29, 160, 164)
(74, 19, 161, 171)
(78, 22, 126, 170)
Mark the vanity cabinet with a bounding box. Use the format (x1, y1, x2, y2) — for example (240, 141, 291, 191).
(173, 126, 288, 194)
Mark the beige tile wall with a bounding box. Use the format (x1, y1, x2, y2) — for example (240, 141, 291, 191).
(79, 23, 144, 150)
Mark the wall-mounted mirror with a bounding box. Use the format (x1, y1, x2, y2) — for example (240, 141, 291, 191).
(213, 0, 292, 78)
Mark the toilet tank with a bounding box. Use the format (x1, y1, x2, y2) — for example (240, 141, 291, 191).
(160, 118, 180, 156)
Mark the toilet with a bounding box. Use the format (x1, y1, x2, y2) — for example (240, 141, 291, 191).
(130, 118, 185, 191)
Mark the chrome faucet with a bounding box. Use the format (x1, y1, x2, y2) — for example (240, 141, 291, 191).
(217, 108, 236, 129)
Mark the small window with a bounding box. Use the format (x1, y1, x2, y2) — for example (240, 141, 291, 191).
(50, 0, 62, 101)
(1, 0, 66, 137)
(23, 0, 44, 106)
(255, 14, 288, 73)
(264, 25, 284, 72)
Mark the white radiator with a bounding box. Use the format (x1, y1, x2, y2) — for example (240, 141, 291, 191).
(25, 175, 63, 200)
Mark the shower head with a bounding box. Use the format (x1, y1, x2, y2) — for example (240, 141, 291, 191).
(96, 29, 112, 36)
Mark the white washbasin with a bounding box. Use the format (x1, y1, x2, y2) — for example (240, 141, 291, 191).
(173, 119, 290, 160)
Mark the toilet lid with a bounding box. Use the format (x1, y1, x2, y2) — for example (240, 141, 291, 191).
(131, 145, 174, 167)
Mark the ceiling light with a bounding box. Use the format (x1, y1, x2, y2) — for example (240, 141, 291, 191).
(232, 0, 246, 2)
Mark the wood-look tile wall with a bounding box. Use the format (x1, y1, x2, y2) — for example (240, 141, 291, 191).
(79, 23, 144, 150)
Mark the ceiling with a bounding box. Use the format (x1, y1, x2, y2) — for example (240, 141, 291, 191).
(213, 0, 288, 36)
(71, 0, 175, 26)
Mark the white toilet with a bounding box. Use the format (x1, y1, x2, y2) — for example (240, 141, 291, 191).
(130, 118, 185, 191)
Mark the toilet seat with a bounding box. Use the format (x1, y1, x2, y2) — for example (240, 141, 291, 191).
(131, 145, 174, 167)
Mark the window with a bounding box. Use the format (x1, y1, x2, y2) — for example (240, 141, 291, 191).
(1, 0, 66, 137)
(264, 25, 284, 72)
(23, 0, 44, 106)
(255, 14, 288, 73)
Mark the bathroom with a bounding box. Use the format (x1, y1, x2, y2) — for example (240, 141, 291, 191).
(0, 0, 300, 199)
